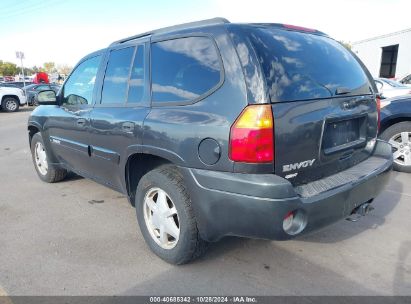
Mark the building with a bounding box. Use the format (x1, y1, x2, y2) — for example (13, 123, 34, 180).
(352, 28, 411, 79)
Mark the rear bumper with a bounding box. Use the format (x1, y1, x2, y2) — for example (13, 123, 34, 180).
(180, 140, 393, 242)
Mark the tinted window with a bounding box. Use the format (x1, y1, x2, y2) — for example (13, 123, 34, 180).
(36, 85, 49, 91)
(248, 28, 372, 102)
(151, 36, 221, 102)
(101, 47, 134, 104)
(127, 45, 145, 103)
(63, 55, 101, 106)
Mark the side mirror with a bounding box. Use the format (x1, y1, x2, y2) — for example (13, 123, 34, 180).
(36, 90, 57, 105)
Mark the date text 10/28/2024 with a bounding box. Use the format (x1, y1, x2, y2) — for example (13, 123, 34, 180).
(149, 296, 257, 303)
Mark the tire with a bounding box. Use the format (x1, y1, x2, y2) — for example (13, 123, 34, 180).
(380, 121, 411, 173)
(32, 96, 38, 106)
(2, 97, 20, 112)
(135, 165, 208, 264)
(30, 133, 68, 182)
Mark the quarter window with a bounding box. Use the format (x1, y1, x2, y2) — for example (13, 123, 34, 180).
(62, 55, 101, 106)
(101, 47, 135, 104)
(151, 36, 221, 103)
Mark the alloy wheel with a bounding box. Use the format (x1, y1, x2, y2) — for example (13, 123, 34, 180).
(389, 132, 411, 167)
(143, 187, 180, 249)
(5, 99, 17, 111)
(34, 142, 48, 175)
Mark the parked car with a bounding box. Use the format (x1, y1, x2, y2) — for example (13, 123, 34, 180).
(23, 83, 60, 105)
(0, 86, 27, 112)
(0, 81, 34, 89)
(399, 74, 411, 86)
(28, 18, 392, 264)
(379, 95, 411, 172)
(374, 78, 411, 98)
(4, 76, 15, 82)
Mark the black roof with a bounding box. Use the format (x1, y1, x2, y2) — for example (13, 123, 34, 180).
(108, 18, 328, 48)
(109, 17, 230, 46)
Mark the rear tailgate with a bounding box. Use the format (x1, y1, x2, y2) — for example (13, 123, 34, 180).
(272, 96, 377, 185)
(246, 25, 378, 185)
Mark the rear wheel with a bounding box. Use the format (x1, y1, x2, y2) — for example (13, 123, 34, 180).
(2, 97, 19, 112)
(135, 165, 207, 264)
(380, 122, 411, 173)
(31, 95, 38, 106)
(30, 133, 67, 182)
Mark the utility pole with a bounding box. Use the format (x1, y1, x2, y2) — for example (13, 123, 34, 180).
(16, 51, 28, 106)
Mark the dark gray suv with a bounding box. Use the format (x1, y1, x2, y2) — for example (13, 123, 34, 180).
(28, 18, 393, 264)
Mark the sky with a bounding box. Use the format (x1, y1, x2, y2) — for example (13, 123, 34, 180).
(1, 0, 410, 68)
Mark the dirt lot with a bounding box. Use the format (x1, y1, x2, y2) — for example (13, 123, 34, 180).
(0, 108, 410, 296)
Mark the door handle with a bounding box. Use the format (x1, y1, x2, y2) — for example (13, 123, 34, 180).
(122, 122, 135, 132)
(77, 118, 87, 127)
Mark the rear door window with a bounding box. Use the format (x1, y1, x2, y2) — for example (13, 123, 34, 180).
(151, 36, 222, 103)
(127, 45, 145, 104)
(101, 47, 135, 104)
(247, 27, 372, 102)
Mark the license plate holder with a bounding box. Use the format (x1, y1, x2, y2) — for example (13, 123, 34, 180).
(322, 115, 367, 155)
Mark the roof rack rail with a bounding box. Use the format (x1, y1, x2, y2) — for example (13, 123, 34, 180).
(109, 17, 230, 46)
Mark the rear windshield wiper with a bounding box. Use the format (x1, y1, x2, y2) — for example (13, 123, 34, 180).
(335, 87, 351, 95)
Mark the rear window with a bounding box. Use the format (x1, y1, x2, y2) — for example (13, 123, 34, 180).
(248, 27, 372, 102)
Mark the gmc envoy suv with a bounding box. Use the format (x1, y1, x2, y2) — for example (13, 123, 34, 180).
(28, 18, 393, 264)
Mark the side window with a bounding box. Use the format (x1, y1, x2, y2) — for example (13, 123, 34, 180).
(36, 85, 49, 91)
(101, 47, 134, 104)
(62, 55, 101, 106)
(127, 45, 145, 103)
(151, 36, 222, 103)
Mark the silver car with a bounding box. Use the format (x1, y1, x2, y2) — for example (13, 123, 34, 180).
(375, 78, 411, 98)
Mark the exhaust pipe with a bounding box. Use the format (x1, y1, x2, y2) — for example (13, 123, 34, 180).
(346, 200, 374, 222)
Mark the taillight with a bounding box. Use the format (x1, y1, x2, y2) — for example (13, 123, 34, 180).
(376, 96, 381, 131)
(229, 104, 274, 163)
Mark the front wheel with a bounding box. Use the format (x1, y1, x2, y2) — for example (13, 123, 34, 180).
(2, 97, 20, 112)
(380, 121, 411, 173)
(135, 166, 208, 264)
(30, 133, 68, 182)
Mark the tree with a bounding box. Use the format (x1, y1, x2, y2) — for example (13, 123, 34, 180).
(57, 64, 73, 76)
(23, 67, 34, 76)
(43, 62, 56, 74)
(0, 61, 18, 76)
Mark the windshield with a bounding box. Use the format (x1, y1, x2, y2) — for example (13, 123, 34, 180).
(247, 27, 372, 102)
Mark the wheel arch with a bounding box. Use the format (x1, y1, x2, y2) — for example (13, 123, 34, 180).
(1, 94, 20, 103)
(125, 153, 174, 206)
(380, 116, 411, 135)
(28, 123, 42, 146)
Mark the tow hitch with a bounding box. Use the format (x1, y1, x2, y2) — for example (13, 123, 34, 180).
(346, 201, 374, 222)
